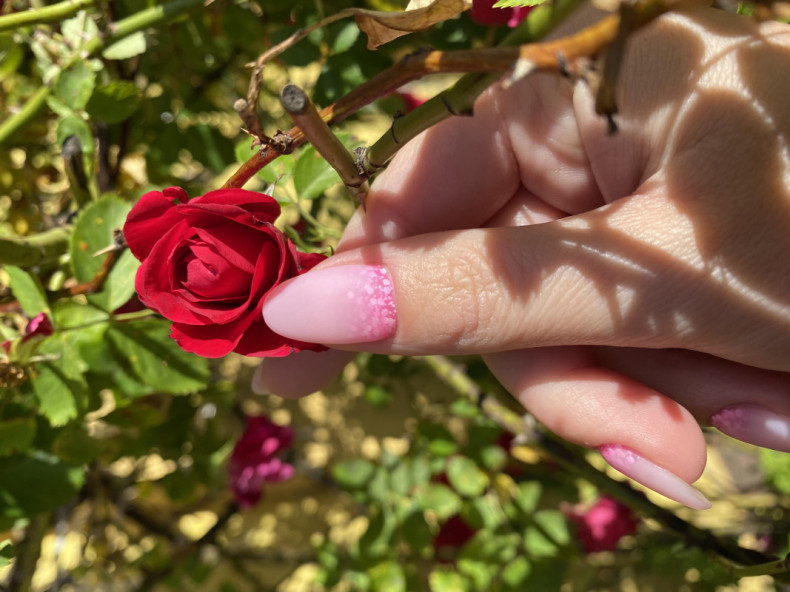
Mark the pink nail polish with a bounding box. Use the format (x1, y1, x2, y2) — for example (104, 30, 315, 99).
(599, 444, 711, 510)
(711, 405, 790, 453)
(262, 265, 397, 344)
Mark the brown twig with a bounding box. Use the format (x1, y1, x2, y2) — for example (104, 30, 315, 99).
(280, 84, 369, 202)
(225, 5, 664, 189)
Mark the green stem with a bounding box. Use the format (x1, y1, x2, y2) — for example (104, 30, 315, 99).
(0, 0, 208, 146)
(0, 0, 95, 33)
(6, 513, 50, 592)
(363, 0, 587, 171)
(0, 86, 49, 146)
(83, 0, 206, 54)
(0, 227, 71, 267)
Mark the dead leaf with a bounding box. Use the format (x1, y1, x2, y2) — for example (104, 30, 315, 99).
(354, 0, 472, 50)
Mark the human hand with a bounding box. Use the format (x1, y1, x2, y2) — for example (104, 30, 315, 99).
(256, 6, 790, 509)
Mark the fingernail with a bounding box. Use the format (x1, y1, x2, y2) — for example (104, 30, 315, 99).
(263, 265, 397, 344)
(599, 444, 711, 510)
(711, 405, 790, 452)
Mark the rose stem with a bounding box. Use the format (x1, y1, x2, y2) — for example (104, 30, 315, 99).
(224, 0, 610, 188)
(279, 83, 370, 203)
(0, 0, 96, 33)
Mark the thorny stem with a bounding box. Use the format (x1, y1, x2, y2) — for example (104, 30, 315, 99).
(0, 228, 71, 268)
(421, 355, 777, 571)
(280, 84, 369, 201)
(0, 0, 96, 33)
(225, 0, 661, 188)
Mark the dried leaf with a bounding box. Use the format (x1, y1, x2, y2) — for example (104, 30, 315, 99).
(355, 0, 471, 50)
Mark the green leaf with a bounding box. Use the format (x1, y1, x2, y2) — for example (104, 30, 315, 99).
(514, 481, 541, 515)
(449, 398, 479, 418)
(86, 81, 141, 124)
(102, 31, 147, 60)
(524, 511, 569, 559)
(446, 455, 489, 497)
(462, 495, 505, 530)
(55, 60, 95, 110)
(52, 426, 106, 465)
(106, 320, 210, 394)
(418, 422, 458, 457)
(429, 569, 470, 592)
(501, 556, 531, 589)
(293, 143, 342, 200)
(69, 195, 139, 312)
(331, 457, 376, 490)
(0, 451, 84, 517)
(0, 34, 24, 77)
(760, 449, 790, 495)
(359, 507, 396, 559)
(5, 266, 48, 317)
(0, 418, 36, 457)
(414, 483, 461, 521)
(56, 114, 95, 163)
(368, 561, 406, 592)
(32, 335, 88, 426)
(364, 384, 393, 408)
(61, 12, 100, 53)
(477, 444, 507, 472)
(0, 539, 15, 569)
(402, 511, 433, 555)
(332, 22, 360, 53)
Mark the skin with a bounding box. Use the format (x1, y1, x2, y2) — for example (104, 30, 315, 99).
(258, 6, 790, 487)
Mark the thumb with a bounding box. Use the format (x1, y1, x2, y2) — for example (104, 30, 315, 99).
(262, 192, 735, 357)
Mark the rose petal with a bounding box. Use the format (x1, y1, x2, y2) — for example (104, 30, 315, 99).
(179, 242, 252, 300)
(193, 223, 269, 275)
(123, 188, 188, 260)
(189, 188, 281, 224)
(233, 317, 327, 357)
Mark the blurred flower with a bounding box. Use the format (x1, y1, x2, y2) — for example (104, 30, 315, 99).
(22, 312, 52, 342)
(228, 416, 295, 508)
(564, 495, 639, 552)
(396, 90, 426, 112)
(434, 514, 478, 554)
(470, 0, 532, 28)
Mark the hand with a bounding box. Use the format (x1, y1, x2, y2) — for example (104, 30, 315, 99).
(256, 5, 790, 509)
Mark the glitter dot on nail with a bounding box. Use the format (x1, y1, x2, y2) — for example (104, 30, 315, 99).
(345, 265, 397, 341)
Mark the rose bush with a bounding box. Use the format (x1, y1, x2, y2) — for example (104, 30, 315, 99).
(123, 187, 327, 357)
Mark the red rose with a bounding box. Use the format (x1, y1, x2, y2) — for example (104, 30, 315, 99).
(470, 0, 532, 27)
(123, 187, 327, 358)
(564, 495, 639, 553)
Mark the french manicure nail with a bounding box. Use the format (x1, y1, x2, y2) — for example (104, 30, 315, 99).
(262, 265, 397, 344)
(599, 444, 711, 510)
(711, 405, 790, 452)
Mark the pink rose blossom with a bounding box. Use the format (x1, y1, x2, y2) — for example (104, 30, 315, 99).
(22, 313, 52, 342)
(564, 495, 639, 552)
(228, 416, 295, 508)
